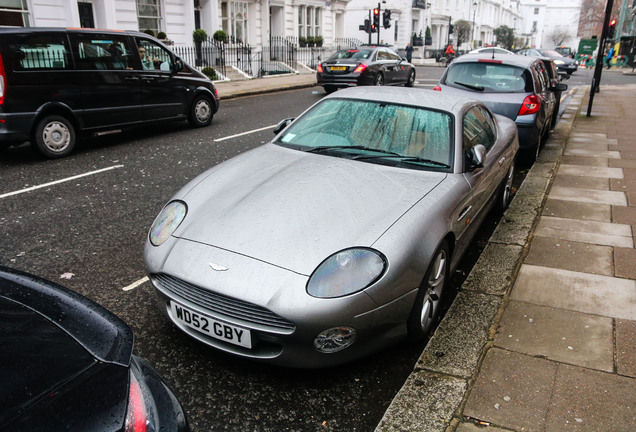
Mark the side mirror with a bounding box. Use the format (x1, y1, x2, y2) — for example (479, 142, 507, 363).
(467, 144, 486, 171)
(273, 117, 294, 135)
(173, 58, 183, 73)
(553, 83, 568, 91)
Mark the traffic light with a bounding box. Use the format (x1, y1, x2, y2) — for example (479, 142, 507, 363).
(383, 10, 391, 29)
(449, 23, 454, 34)
(608, 19, 617, 39)
(372, 8, 380, 32)
(360, 18, 371, 33)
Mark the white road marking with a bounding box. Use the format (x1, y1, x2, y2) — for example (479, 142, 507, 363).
(0, 165, 125, 199)
(123, 276, 149, 291)
(214, 125, 277, 142)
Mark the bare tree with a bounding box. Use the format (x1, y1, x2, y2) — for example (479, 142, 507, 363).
(453, 19, 472, 48)
(549, 27, 572, 46)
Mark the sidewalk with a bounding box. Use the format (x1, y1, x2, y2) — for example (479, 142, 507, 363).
(377, 84, 636, 431)
(214, 72, 317, 100)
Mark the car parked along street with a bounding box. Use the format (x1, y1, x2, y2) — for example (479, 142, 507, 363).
(144, 86, 519, 368)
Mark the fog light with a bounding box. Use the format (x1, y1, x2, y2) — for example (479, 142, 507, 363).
(314, 327, 356, 353)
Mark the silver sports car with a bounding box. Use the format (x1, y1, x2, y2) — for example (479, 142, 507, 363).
(144, 87, 519, 368)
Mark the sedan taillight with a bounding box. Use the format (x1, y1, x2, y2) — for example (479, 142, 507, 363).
(0, 52, 5, 105)
(432, 85, 441, 91)
(125, 373, 148, 432)
(518, 94, 541, 116)
(353, 63, 367, 73)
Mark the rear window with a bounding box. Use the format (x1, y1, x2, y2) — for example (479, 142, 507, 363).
(327, 49, 373, 61)
(445, 62, 532, 93)
(11, 34, 71, 71)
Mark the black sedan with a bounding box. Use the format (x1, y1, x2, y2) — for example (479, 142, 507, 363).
(316, 45, 416, 94)
(517, 48, 578, 75)
(0, 266, 189, 432)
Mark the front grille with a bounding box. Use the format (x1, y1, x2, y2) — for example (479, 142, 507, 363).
(153, 273, 295, 332)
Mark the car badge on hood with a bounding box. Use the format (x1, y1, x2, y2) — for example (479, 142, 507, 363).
(209, 262, 229, 271)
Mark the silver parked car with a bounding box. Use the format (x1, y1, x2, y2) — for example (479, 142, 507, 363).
(144, 87, 519, 368)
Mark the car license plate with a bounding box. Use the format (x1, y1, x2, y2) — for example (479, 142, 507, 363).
(330, 66, 346, 71)
(170, 302, 252, 349)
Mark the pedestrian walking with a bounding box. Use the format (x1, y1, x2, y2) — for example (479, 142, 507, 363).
(405, 43, 414, 63)
(606, 46, 614, 69)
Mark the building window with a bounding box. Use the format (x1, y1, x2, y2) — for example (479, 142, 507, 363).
(0, 0, 30, 27)
(222, 1, 248, 42)
(298, 6, 321, 37)
(533, 7, 539, 14)
(137, 0, 162, 36)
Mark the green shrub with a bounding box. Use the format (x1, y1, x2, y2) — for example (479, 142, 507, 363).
(213, 30, 228, 43)
(143, 29, 155, 37)
(193, 29, 208, 43)
(202, 66, 218, 80)
(157, 31, 167, 39)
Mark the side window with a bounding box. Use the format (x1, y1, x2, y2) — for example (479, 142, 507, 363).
(12, 33, 71, 71)
(386, 50, 401, 61)
(463, 106, 496, 152)
(70, 34, 133, 70)
(135, 39, 173, 71)
(377, 50, 389, 60)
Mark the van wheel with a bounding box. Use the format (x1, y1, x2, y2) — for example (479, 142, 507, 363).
(33, 115, 76, 159)
(188, 95, 214, 127)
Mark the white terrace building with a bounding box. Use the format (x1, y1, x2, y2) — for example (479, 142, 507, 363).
(0, 0, 351, 47)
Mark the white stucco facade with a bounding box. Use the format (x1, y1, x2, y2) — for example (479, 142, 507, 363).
(519, 0, 581, 49)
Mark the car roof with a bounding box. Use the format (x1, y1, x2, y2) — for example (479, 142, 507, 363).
(452, 53, 538, 68)
(324, 86, 481, 113)
(0, 26, 149, 38)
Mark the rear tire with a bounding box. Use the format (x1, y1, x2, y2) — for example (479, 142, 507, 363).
(496, 161, 515, 212)
(407, 240, 449, 341)
(374, 73, 384, 86)
(188, 95, 214, 127)
(33, 115, 76, 159)
(324, 86, 337, 94)
(405, 70, 416, 87)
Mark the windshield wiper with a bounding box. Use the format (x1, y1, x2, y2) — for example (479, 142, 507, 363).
(354, 154, 451, 168)
(453, 81, 485, 91)
(307, 146, 401, 156)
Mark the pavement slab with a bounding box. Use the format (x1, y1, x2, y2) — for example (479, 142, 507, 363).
(560, 155, 609, 167)
(494, 301, 614, 371)
(552, 174, 610, 190)
(534, 216, 633, 248)
(543, 199, 611, 222)
(548, 186, 628, 206)
(524, 236, 614, 276)
(614, 247, 636, 279)
(463, 348, 557, 432)
(563, 149, 620, 159)
(557, 165, 624, 179)
(510, 264, 636, 320)
(616, 319, 636, 378)
(546, 364, 636, 432)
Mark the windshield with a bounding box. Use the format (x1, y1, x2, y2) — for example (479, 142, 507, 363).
(541, 49, 563, 57)
(445, 62, 532, 93)
(327, 49, 373, 61)
(276, 99, 453, 170)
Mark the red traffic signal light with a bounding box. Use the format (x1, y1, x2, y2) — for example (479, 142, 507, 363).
(372, 8, 380, 30)
(608, 18, 617, 38)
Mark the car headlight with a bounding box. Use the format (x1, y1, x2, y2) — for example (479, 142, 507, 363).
(149, 200, 187, 246)
(306, 248, 386, 298)
(554, 60, 564, 65)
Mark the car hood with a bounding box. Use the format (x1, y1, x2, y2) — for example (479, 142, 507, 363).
(174, 144, 446, 275)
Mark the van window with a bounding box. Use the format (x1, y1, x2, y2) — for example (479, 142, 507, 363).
(12, 34, 71, 70)
(135, 38, 173, 71)
(69, 34, 133, 70)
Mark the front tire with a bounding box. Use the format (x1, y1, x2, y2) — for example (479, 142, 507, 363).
(33, 115, 76, 159)
(374, 73, 384, 86)
(188, 95, 214, 127)
(407, 240, 449, 341)
(497, 161, 515, 212)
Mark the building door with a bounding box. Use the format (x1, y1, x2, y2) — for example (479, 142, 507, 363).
(78, 2, 95, 28)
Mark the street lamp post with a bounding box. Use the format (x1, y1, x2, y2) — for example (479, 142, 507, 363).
(471, 1, 477, 49)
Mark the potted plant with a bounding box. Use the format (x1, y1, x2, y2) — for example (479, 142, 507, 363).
(157, 31, 167, 40)
(213, 30, 228, 43)
(306, 36, 315, 47)
(425, 27, 432, 46)
(192, 29, 207, 66)
(299, 36, 308, 47)
(314, 35, 323, 47)
(412, 31, 424, 47)
(143, 29, 155, 37)
(201, 66, 218, 80)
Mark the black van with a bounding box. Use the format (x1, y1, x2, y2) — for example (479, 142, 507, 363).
(0, 27, 220, 158)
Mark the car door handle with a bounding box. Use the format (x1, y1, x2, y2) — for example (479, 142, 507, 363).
(124, 76, 140, 82)
(458, 206, 472, 222)
(498, 157, 506, 166)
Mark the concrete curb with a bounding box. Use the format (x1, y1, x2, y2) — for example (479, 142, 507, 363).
(375, 87, 587, 432)
(215, 75, 318, 100)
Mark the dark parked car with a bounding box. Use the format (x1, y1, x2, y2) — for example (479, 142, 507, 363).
(434, 53, 567, 163)
(0, 27, 220, 158)
(0, 266, 189, 432)
(517, 48, 578, 75)
(316, 45, 416, 94)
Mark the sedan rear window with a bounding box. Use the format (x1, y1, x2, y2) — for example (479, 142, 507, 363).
(276, 99, 453, 170)
(327, 49, 373, 61)
(445, 62, 533, 93)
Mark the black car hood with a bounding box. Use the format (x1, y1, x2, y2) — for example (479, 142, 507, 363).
(0, 267, 134, 429)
